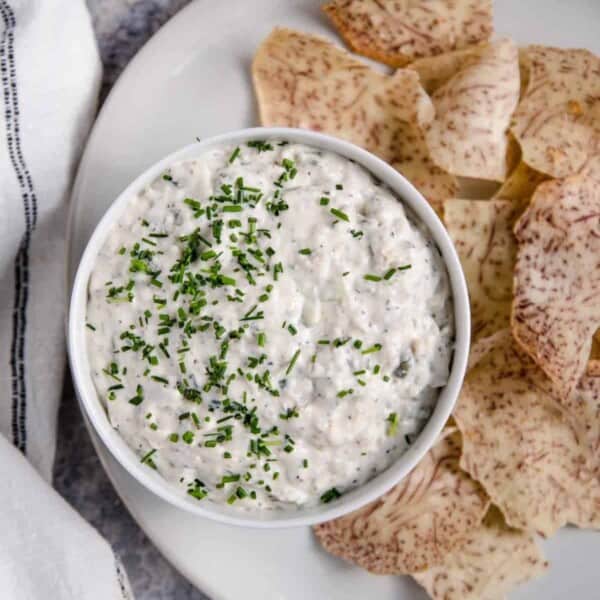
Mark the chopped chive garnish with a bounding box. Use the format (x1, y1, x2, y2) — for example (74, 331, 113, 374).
(86, 323, 96, 331)
(383, 268, 396, 280)
(337, 389, 354, 398)
(364, 274, 382, 282)
(298, 248, 312, 255)
(330, 208, 349, 222)
(287, 324, 298, 336)
(200, 249, 217, 261)
(240, 304, 264, 322)
(362, 344, 382, 355)
(279, 407, 299, 420)
(386, 412, 399, 436)
(336, 184, 343, 190)
(128, 385, 144, 405)
(247, 140, 274, 152)
(319, 197, 330, 206)
(151, 375, 168, 385)
(320, 488, 341, 503)
(229, 147, 241, 163)
(318, 339, 330, 345)
(257, 332, 266, 347)
(140, 449, 156, 464)
(286, 349, 301, 375)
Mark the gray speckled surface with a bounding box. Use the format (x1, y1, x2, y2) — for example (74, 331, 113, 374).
(53, 2, 206, 598)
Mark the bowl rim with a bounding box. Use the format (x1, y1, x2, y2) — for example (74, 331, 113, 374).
(68, 126, 470, 528)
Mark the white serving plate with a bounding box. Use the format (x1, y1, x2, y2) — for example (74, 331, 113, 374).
(68, 0, 600, 598)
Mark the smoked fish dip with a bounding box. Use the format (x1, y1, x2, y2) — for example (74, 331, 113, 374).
(85, 140, 454, 509)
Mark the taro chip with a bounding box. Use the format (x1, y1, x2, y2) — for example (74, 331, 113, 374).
(444, 199, 518, 341)
(412, 507, 548, 600)
(492, 160, 548, 206)
(559, 375, 600, 464)
(512, 169, 600, 397)
(589, 331, 600, 376)
(424, 38, 520, 181)
(510, 46, 600, 178)
(409, 43, 488, 94)
(252, 28, 458, 211)
(322, 0, 493, 67)
(454, 330, 600, 536)
(313, 429, 489, 574)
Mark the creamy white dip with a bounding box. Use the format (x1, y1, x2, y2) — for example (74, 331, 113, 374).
(86, 140, 454, 509)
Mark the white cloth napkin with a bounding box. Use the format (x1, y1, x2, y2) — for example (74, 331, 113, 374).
(0, 1, 131, 597)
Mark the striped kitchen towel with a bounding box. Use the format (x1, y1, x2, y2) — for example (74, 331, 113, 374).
(0, 1, 131, 598)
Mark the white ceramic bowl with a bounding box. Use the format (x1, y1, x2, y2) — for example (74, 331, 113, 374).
(68, 127, 470, 528)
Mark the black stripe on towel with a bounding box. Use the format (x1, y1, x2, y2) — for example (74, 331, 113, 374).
(0, 0, 38, 453)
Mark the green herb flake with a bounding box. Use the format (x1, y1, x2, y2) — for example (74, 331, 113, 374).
(140, 448, 156, 464)
(228, 146, 241, 163)
(247, 140, 274, 152)
(330, 208, 349, 222)
(128, 385, 144, 406)
(286, 349, 301, 375)
(362, 343, 382, 355)
(320, 487, 342, 503)
(279, 407, 299, 420)
(386, 412, 399, 437)
(182, 431, 195, 445)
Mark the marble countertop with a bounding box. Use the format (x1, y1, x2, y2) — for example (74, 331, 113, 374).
(53, 2, 206, 598)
